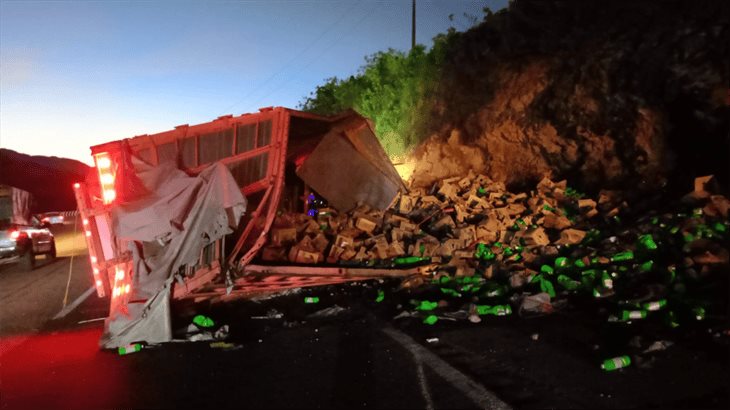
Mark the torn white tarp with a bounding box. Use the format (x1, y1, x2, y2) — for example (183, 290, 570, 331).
(100, 159, 246, 348)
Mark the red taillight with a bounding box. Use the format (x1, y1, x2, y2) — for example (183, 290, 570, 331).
(10, 230, 20, 239)
(94, 152, 116, 205)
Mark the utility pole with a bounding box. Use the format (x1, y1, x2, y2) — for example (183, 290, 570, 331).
(411, 0, 416, 50)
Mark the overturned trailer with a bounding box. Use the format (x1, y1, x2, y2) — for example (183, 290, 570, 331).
(73, 107, 421, 347)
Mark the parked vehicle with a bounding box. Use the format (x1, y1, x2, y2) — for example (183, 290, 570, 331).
(0, 186, 56, 270)
(39, 212, 65, 226)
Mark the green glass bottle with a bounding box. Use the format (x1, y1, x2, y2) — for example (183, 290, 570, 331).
(423, 315, 438, 325)
(693, 306, 706, 321)
(304, 296, 320, 304)
(621, 310, 647, 321)
(611, 251, 634, 262)
(118, 343, 142, 356)
(642, 299, 667, 311)
(440, 288, 461, 297)
(557, 274, 580, 290)
(394, 256, 430, 265)
(554, 257, 569, 268)
(193, 315, 215, 328)
(476, 304, 512, 316)
(415, 300, 438, 311)
(601, 271, 613, 289)
(638, 234, 658, 250)
(601, 355, 631, 371)
(639, 260, 654, 273)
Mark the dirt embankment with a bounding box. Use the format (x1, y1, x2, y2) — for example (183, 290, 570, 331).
(410, 0, 729, 194)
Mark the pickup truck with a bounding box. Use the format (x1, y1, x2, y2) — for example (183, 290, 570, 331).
(0, 186, 56, 270)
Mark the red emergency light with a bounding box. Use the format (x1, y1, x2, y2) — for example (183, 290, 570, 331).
(94, 152, 117, 204)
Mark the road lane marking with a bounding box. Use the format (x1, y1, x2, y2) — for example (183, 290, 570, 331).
(52, 285, 95, 319)
(415, 360, 435, 410)
(77, 317, 106, 324)
(382, 327, 512, 410)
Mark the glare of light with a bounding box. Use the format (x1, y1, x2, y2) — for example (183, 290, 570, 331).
(83, 219, 89, 225)
(93, 267, 100, 274)
(96, 279, 102, 287)
(100, 173, 114, 185)
(103, 190, 116, 202)
(73, 183, 81, 189)
(124, 284, 131, 294)
(115, 268, 124, 280)
(10, 231, 20, 239)
(85, 231, 92, 237)
(97, 157, 111, 169)
(90, 256, 97, 263)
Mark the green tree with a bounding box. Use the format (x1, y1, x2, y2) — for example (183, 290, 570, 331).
(299, 29, 461, 158)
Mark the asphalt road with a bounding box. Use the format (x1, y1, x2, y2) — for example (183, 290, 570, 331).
(0, 220, 92, 337)
(0, 220, 728, 409)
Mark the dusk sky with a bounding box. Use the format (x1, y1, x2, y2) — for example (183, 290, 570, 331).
(1, 0, 507, 165)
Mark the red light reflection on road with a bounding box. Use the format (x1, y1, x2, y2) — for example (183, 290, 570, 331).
(0, 326, 131, 409)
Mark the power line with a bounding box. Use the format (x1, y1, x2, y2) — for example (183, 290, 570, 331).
(221, 0, 362, 114)
(248, 2, 378, 110)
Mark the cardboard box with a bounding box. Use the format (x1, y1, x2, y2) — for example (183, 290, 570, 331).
(355, 216, 377, 234)
(270, 227, 297, 246)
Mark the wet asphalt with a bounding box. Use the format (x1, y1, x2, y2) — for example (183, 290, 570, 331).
(2, 278, 728, 409)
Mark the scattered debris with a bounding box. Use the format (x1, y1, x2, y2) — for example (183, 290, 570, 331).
(307, 305, 347, 318)
(247, 174, 727, 369)
(251, 309, 284, 320)
(210, 341, 242, 351)
(642, 340, 674, 354)
(519, 293, 553, 316)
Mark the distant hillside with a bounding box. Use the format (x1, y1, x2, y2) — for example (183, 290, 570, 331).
(0, 149, 90, 212)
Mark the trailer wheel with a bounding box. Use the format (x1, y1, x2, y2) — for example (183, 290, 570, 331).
(20, 248, 35, 271)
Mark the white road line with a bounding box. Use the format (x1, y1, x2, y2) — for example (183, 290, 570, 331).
(52, 285, 95, 320)
(415, 360, 435, 410)
(77, 317, 106, 324)
(382, 327, 512, 410)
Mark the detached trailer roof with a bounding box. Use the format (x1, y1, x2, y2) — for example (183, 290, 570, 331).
(297, 114, 406, 211)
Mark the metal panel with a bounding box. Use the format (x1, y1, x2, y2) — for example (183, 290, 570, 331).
(181, 137, 197, 168)
(236, 124, 256, 153)
(94, 214, 114, 261)
(297, 129, 400, 211)
(156, 142, 177, 163)
(199, 129, 234, 165)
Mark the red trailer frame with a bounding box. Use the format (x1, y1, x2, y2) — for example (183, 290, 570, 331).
(74, 107, 417, 305)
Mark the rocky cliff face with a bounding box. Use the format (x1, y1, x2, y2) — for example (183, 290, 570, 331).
(411, 0, 729, 194)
